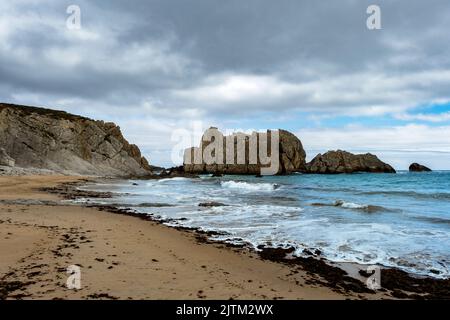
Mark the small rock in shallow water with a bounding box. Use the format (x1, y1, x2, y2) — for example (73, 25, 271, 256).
(198, 202, 228, 207)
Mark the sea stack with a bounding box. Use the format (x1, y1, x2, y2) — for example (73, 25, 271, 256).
(305, 150, 396, 174)
(409, 163, 432, 172)
(183, 128, 307, 175)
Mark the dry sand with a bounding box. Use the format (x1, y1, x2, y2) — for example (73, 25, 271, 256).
(0, 175, 384, 300)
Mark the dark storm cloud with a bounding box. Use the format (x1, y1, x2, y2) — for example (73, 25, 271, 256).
(1, 0, 450, 121)
(91, 0, 450, 73)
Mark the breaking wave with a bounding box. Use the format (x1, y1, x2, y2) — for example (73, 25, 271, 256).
(220, 181, 280, 192)
(312, 200, 389, 213)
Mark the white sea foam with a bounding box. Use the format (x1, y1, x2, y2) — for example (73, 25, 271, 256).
(144, 177, 190, 186)
(335, 200, 368, 209)
(313, 200, 378, 211)
(158, 177, 190, 183)
(208, 204, 303, 216)
(221, 181, 278, 192)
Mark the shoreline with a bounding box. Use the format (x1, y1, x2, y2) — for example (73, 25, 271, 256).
(69, 179, 450, 299)
(1, 175, 449, 299)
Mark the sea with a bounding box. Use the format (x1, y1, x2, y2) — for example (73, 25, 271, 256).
(76, 171, 450, 279)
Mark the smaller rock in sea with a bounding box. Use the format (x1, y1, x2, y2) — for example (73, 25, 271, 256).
(409, 163, 432, 172)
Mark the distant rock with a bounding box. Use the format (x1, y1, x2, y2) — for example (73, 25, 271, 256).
(212, 172, 223, 177)
(409, 163, 432, 172)
(305, 150, 396, 174)
(0, 148, 15, 167)
(0, 103, 152, 177)
(184, 128, 307, 175)
(149, 165, 165, 172)
(159, 166, 198, 178)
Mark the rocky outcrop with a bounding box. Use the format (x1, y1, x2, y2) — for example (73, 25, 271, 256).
(305, 150, 396, 174)
(0, 148, 15, 166)
(409, 163, 432, 172)
(183, 128, 306, 175)
(0, 103, 152, 176)
(279, 130, 307, 173)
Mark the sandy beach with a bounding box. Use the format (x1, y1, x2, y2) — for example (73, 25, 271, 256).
(0, 175, 389, 300)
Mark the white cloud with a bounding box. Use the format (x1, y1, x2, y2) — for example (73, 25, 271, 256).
(172, 70, 450, 117)
(175, 74, 298, 104)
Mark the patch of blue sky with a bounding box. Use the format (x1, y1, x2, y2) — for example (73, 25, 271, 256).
(415, 101, 450, 114)
(393, 101, 450, 124)
(227, 110, 404, 131)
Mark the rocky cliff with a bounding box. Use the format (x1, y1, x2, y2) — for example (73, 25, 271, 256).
(0, 103, 152, 177)
(184, 128, 307, 175)
(305, 150, 396, 174)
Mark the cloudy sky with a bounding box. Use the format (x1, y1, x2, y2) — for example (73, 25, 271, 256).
(1, 0, 450, 169)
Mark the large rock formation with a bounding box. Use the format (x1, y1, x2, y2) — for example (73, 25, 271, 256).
(305, 150, 396, 174)
(0, 103, 152, 176)
(184, 128, 306, 175)
(409, 163, 432, 172)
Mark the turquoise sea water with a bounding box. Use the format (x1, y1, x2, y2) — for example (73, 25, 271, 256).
(79, 171, 450, 278)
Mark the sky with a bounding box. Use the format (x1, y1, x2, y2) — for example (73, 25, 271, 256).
(1, 0, 450, 169)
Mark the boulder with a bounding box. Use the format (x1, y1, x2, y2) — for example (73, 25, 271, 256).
(409, 163, 432, 172)
(0, 148, 15, 167)
(0, 103, 152, 177)
(183, 128, 307, 175)
(305, 150, 396, 174)
(158, 166, 198, 178)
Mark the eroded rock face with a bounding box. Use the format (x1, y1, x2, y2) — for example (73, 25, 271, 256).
(0, 148, 15, 166)
(183, 128, 307, 175)
(306, 150, 396, 174)
(409, 163, 432, 172)
(0, 103, 152, 176)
